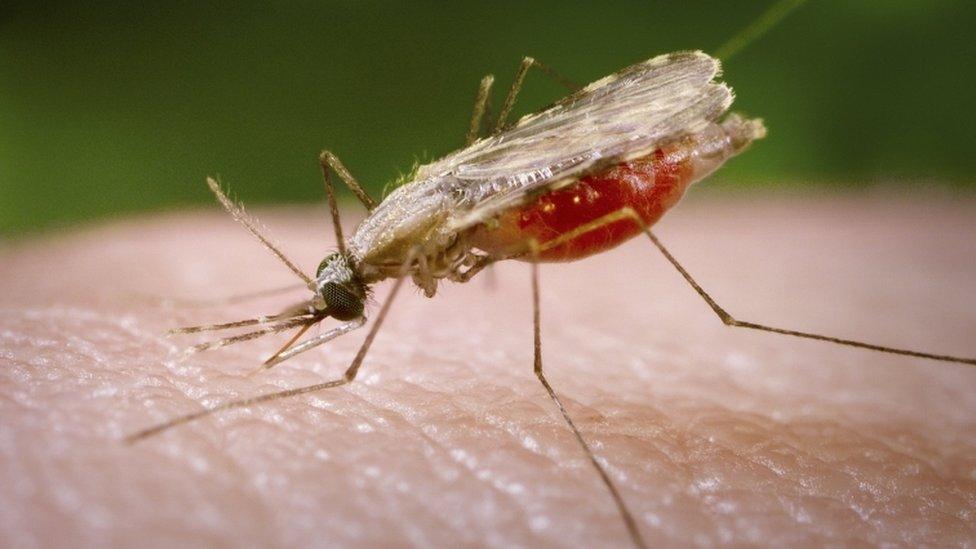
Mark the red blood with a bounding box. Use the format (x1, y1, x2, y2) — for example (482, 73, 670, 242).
(477, 147, 695, 262)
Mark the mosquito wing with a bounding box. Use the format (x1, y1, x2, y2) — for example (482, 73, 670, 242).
(428, 51, 732, 231)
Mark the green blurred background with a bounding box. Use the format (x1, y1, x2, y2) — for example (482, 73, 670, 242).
(2, 1, 975, 236)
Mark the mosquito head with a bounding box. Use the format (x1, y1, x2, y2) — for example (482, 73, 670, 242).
(314, 252, 367, 320)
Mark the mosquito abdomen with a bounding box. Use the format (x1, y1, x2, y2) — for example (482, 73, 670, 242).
(471, 114, 765, 262)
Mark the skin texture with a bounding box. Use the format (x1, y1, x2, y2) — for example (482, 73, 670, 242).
(1, 193, 975, 548)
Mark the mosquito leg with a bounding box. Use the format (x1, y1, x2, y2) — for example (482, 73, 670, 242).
(258, 321, 314, 370)
(528, 207, 976, 367)
(206, 178, 314, 287)
(453, 254, 496, 283)
(125, 248, 419, 444)
(318, 150, 380, 259)
(492, 57, 580, 135)
(319, 150, 377, 212)
(261, 318, 365, 369)
(467, 57, 579, 143)
(527, 246, 647, 548)
(714, 0, 810, 61)
(317, 152, 362, 257)
(466, 74, 494, 146)
(491, 0, 801, 138)
(411, 252, 437, 298)
(640, 225, 976, 366)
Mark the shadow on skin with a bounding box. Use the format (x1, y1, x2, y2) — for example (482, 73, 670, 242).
(1, 194, 975, 547)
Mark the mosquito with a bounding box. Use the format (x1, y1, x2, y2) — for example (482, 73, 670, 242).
(126, 2, 974, 547)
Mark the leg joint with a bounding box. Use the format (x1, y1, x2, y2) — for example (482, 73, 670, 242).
(318, 149, 336, 165)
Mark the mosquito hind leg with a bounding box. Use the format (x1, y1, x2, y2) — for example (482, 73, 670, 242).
(125, 248, 419, 444)
(492, 57, 580, 135)
(453, 254, 495, 283)
(530, 207, 976, 367)
(527, 248, 647, 548)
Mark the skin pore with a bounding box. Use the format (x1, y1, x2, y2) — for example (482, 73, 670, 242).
(2, 193, 974, 547)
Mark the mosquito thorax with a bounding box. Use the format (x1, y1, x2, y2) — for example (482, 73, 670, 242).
(314, 252, 367, 320)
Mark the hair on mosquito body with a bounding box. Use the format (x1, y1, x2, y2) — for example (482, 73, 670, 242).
(128, 1, 975, 547)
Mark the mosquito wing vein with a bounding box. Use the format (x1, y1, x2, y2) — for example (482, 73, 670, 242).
(431, 50, 732, 231)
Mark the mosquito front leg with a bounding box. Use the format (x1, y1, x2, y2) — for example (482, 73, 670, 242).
(260, 318, 365, 369)
(125, 248, 420, 444)
(170, 312, 315, 335)
(319, 150, 378, 257)
(532, 207, 976, 367)
(257, 322, 314, 372)
(319, 150, 377, 211)
(527, 244, 647, 548)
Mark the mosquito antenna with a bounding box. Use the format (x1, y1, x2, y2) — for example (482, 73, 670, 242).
(714, 0, 809, 61)
(206, 177, 314, 287)
(530, 255, 647, 548)
(125, 248, 418, 444)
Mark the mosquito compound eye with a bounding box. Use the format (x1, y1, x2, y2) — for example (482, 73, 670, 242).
(321, 282, 364, 320)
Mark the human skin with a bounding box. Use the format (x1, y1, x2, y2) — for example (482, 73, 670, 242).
(1, 193, 975, 548)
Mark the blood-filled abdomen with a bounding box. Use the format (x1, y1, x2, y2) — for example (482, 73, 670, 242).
(491, 148, 692, 262)
(470, 114, 766, 262)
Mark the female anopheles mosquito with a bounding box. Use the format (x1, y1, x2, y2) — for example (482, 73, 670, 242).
(126, 3, 975, 548)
